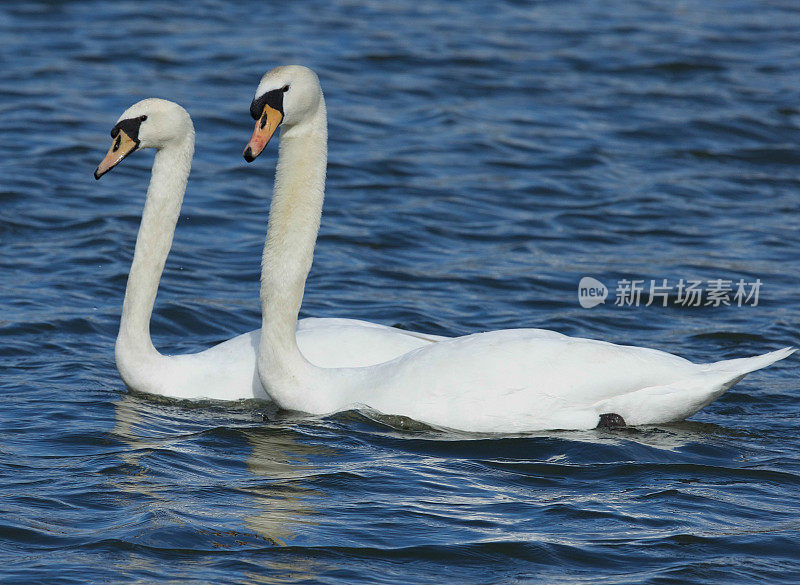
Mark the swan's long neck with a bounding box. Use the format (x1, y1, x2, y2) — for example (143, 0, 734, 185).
(116, 134, 193, 385)
(258, 101, 340, 410)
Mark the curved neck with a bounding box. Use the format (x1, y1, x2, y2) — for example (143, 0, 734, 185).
(258, 102, 336, 410)
(116, 135, 194, 378)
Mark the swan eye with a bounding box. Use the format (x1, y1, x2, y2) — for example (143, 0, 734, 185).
(282, 85, 289, 92)
(139, 115, 147, 121)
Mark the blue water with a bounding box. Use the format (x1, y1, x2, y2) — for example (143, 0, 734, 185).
(2, 0, 799, 583)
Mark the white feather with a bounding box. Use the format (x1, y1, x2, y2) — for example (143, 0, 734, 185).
(100, 99, 444, 401)
(252, 67, 795, 432)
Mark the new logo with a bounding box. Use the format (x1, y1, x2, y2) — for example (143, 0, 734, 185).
(578, 276, 608, 308)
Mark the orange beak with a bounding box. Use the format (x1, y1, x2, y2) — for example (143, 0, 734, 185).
(243, 104, 283, 162)
(94, 130, 138, 179)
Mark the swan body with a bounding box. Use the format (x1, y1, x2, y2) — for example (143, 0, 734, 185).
(245, 66, 794, 431)
(95, 99, 444, 401)
(115, 318, 442, 401)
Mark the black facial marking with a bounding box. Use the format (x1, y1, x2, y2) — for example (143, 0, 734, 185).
(597, 413, 627, 428)
(109, 115, 146, 148)
(249, 88, 285, 120)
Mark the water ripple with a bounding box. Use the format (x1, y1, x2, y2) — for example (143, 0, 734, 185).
(2, 0, 799, 583)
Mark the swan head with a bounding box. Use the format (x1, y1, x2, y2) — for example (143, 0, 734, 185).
(243, 65, 323, 162)
(94, 98, 193, 179)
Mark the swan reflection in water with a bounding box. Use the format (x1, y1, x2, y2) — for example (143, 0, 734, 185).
(109, 393, 753, 583)
(110, 394, 333, 552)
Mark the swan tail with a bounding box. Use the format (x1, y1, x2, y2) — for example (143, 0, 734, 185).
(699, 346, 796, 376)
(593, 347, 795, 426)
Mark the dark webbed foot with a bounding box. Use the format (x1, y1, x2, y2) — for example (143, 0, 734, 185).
(597, 413, 626, 428)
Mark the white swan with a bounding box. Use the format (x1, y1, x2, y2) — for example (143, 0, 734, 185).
(94, 98, 445, 401)
(244, 65, 794, 432)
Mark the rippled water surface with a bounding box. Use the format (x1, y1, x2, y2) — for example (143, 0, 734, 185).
(2, 1, 799, 583)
